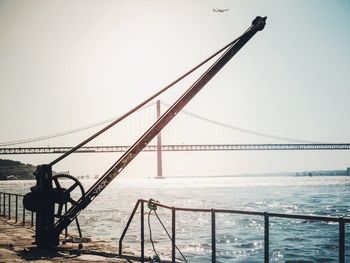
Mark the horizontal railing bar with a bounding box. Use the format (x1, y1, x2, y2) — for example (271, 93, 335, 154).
(0, 195, 349, 224)
(141, 199, 350, 223)
(213, 208, 265, 216)
(0, 192, 24, 197)
(267, 212, 347, 222)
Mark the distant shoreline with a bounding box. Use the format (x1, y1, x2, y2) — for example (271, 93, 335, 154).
(1, 158, 349, 180)
(167, 172, 350, 179)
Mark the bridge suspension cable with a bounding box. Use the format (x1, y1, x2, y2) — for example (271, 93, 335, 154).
(0, 102, 156, 147)
(160, 102, 322, 144)
(1, 99, 338, 147)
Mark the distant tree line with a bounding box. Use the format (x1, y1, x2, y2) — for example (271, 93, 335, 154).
(0, 159, 36, 180)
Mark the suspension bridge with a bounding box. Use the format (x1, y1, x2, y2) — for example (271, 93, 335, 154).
(1, 101, 349, 152)
(1, 100, 349, 177)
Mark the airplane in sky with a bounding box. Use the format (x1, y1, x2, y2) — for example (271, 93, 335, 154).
(213, 8, 229, 13)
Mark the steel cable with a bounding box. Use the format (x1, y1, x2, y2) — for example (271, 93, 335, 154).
(0, 102, 156, 147)
(161, 102, 321, 144)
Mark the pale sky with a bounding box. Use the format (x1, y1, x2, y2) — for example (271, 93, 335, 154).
(0, 0, 350, 178)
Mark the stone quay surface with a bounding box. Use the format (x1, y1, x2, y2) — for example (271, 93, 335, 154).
(0, 218, 140, 262)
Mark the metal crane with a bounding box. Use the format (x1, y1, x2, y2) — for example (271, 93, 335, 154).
(23, 16, 266, 248)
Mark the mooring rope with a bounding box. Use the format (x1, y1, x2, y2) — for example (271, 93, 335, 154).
(147, 199, 187, 262)
(148, 210, 162, 262)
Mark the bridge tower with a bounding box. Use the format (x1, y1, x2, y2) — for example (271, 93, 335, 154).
(156, 100, 164, 179)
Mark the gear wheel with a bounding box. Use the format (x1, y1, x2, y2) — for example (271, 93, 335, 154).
(52, 174, 85, 219)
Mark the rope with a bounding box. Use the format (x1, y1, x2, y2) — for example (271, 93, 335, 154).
(154, 210, 187, 263)
(147, 199, 187, 262)
(148, 210, 161, 262)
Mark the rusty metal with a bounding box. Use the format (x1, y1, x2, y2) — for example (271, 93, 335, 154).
(21, 16, 266, 247)
(211, 209, 216, 262)
(0, 191, 83, 239)
(156, 100, 163, 178)
(0, 192, 31, 226)
(52, 17, 267, 238)
(22, 204, 25, 226)
(339, 218, 345, 263)
(172, 208, 176, 262)
(8, 194, 10, 219)
(15, 195, 18, 223)
(3, 193, 5, 216)
(264, 212, 269, 263)
(119, 199, 141, 255)
(141, 201, 145, 262)
(24, 165, 56, 246)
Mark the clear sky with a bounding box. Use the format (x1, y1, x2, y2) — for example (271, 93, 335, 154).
(0, 0, 350, 178)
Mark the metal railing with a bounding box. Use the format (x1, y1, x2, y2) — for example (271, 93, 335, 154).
(0, 191, 77, 240)
(119, 199, 349, 263)
(0, 192, 34, 227)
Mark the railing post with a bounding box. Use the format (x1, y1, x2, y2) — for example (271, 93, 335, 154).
(264, 212, 269, 263)
(15, 195, 18, 223)
(119, 200, 141, 255)
(3, 193, 5, 217)
(339, 218, 345, 263)
(211, 209, 216, 263)
(22, 204, 25, 226)
(8, 194, 11, 219)
(141, 200, 145, 262)
(172, 207, 176, 262)
(0, 192, 2, 216)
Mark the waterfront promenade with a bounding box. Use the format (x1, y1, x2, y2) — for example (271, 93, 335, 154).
(0, 219, 138, 262)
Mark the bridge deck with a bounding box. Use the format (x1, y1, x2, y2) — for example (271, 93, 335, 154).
(1, 144, 350, 154)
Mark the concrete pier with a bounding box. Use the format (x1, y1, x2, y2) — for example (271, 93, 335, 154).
(0, 219, 139, 262)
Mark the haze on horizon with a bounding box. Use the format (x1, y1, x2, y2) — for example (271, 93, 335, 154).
(0, 0, 349, 178)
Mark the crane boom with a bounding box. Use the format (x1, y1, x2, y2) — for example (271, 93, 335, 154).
(54, 15, 266, 234)
(25, 16, 266, 248)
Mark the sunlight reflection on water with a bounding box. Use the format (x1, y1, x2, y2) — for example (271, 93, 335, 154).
(1, 176, 349, 262)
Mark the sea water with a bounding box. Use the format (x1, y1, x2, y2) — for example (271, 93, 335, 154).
(0, 176, 349, 262)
